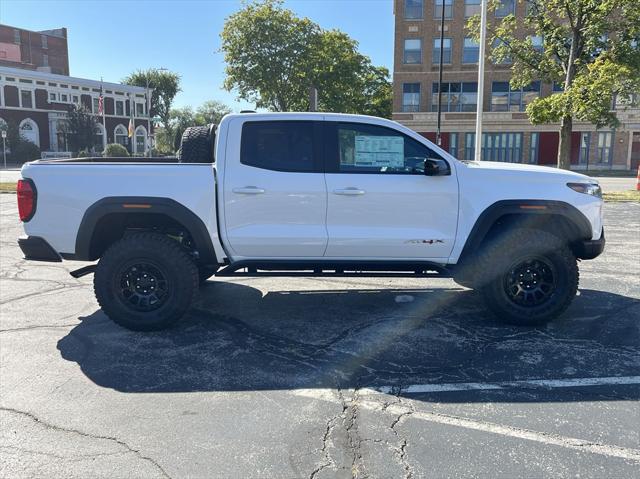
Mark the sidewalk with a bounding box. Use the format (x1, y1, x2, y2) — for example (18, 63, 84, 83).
(597, 177, 636, 193)
(0, 168, 21, 183)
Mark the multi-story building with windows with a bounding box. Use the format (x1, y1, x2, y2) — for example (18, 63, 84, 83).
(393, 0, 640, 170)
(0, 24, 70, 75)
(0, 66, 151, 155)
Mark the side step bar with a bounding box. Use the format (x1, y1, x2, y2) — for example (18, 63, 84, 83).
(70, 264, 97, 278)
(216, 260, 451, 278)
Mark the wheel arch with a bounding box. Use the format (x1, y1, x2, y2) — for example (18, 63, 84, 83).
(458, 200, 593, 263)
(71, 197, 218, 266)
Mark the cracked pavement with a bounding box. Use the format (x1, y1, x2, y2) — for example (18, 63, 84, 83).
(1, 193, 639, 478)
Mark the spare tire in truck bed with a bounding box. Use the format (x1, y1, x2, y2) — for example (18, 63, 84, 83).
(178, 124, 216, 163)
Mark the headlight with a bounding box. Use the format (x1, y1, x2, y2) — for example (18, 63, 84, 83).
(567, 182, 602, 198)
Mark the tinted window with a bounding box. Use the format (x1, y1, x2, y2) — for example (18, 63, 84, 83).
(334, 123, 443, 174)
(241, 121, 317, 172)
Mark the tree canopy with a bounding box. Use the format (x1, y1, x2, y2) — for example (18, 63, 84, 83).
(220, 0, 392, 117)
(60, 105, 98, 153)
(123, 68, 181, 130)
(468, 0, 640, 168)
(160, 100, 232, 152)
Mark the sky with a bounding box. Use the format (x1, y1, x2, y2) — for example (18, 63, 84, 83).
(0, 0, 394, 111)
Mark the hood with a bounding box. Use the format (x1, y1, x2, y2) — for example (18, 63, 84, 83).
(462, 161, 597, 183)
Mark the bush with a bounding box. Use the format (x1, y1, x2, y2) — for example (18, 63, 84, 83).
(151, 147, 174, 157)
(77, 149, 91, 158)
(103, 143, 129, 157)
(10, 140, 41, 164)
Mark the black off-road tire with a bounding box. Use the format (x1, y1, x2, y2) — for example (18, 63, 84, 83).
(177, 124, 214, 163)
(476, 229, 579, 326)
(453, 262, 479, 289)
(94, 232, 198, 331)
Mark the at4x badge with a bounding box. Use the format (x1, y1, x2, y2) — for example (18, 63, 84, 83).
(405, 239, 445, 244)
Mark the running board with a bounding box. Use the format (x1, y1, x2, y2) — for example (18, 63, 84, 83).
(69, 264, 97, 278)
(216, 260, 451, 278)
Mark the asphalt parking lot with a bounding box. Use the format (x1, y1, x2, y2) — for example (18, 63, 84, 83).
(1, 193, 639, 478)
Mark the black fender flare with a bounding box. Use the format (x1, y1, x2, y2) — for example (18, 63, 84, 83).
(458, 199, 593, 262)
(72, 196, 218, 265)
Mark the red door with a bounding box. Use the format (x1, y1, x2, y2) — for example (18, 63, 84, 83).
(420, 132, 450, 153)
(538, 132, 559, 165)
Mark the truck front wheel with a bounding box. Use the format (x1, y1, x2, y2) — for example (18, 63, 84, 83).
(477, 229, 579, 326)
(94, 233, 198, 331)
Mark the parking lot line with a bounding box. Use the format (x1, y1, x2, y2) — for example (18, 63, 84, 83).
(375, 402, 640, 463)
(367, 375, 640, 395)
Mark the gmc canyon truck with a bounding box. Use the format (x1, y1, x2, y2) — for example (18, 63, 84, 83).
(17, 113, 605, 331)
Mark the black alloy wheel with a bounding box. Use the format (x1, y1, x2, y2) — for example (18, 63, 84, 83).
(116, 261, 171, 312)
(503, 256, 557, 308)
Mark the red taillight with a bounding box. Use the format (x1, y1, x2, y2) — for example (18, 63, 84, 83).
(17, 179, 36, 222)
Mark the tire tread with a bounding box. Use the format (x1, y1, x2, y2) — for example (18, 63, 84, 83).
(94, 232, 198, 331)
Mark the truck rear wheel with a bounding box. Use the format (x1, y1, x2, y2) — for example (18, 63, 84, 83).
(94, 232, 198, 331)
(476, 229, 579, 326)
(177, 124, 215, 163)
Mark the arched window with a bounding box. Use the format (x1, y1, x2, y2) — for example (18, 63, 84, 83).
(114, 124, 128, 146)
(94, 124, 105, 151)
(19, 118, 40, 147)
(134, 125, 147, 154)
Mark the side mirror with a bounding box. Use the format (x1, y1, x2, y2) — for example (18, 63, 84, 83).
(424, 158, 451, 176)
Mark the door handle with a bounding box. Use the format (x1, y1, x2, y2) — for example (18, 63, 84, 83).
(333, 187, 365, 196)
(233, 186, 265, 194)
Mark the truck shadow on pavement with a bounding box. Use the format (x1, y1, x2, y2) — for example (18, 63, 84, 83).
(57, 282, 640, 401)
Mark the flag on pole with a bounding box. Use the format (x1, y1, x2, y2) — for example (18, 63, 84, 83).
(128, 117, 134, 138)
(98, 87, 104, 115)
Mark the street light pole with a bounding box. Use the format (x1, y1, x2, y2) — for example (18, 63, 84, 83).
(474, 0, 488, 162)
(145, 76, 150, 157)
(2, 130, 6, 169)
(435, 0, 446, 147)
(145, 67, 167, 158)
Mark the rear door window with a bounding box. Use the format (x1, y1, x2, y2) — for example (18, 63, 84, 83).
(240, 121, 321, 172)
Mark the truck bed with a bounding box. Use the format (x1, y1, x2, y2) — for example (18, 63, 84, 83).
(34, 156, 179, 164)
(20, 160, 219, 257)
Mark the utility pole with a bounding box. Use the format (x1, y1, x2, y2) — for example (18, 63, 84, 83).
(474, 0, 488, 162)
(435, 0, 446, 146)
(309, 85, 318, 112)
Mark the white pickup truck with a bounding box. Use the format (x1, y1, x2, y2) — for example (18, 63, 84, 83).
(17, 112, 604, 331)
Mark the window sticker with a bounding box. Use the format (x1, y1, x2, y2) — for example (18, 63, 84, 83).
(354, 136, 404, 168)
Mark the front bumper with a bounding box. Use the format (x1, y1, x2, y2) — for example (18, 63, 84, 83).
(574, 229, 605, 260)
(18, 235, 62, 262)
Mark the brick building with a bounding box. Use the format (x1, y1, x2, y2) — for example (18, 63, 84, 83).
(0, 66, 151, 155)
(0, 24, 70, 76)
(392, 0, 640, 171)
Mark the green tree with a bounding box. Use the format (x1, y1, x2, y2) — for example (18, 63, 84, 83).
(468, 0, 640, 169)
(194, 100, 232, 125)
(167, 101, 232, 151)
(60, 105, 98, 153)
(123, 68, 181, 130)
(220, 0, 392, 117)
(168, 106, 197, 151)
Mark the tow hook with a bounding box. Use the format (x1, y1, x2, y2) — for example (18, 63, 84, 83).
(70, 264, 97, 278)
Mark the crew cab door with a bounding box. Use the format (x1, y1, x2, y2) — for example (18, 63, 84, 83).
(323, 121, 458, 259)
(223, 120, 327, 258)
